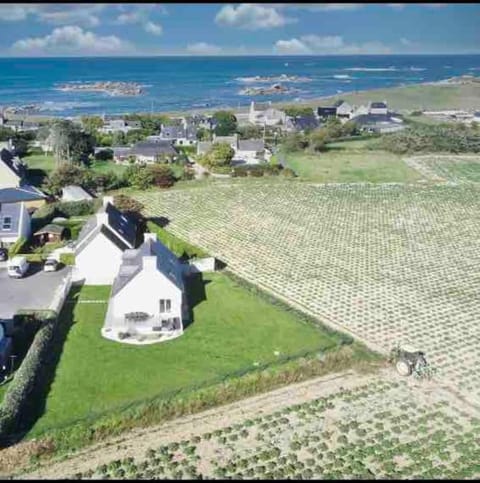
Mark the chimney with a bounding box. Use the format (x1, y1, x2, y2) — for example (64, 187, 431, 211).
(103, 195, 114, 208)
(96, 212, 109, 226)
(142, 255, 157, 272)
(143, 232, 157, 244)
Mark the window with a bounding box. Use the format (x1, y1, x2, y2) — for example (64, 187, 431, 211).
(159, 299, 171, 313)
(2, 217, 12, 230)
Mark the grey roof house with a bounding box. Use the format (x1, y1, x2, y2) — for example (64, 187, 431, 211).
(0, 201, 31, 246)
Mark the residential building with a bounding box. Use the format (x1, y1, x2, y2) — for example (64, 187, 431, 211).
(0, 201, 31, 247)
(160, 123, 198, 146)
(98, 119, 142, 134)
(285, 115, 320, 133)
(129, 140, 177, 164)
(351, 113, 405, 134)
(249, 101, 286, 127)
(235, 139, 265, 164)
(335, 100, 354, 119)
(74, 196, 139, 285)
(368, 101, 388, 116)
(33, 223, 66, 245)
(102, 232, 187, 344)
(317, 106, 337, 120)
(61, 185, 94, 202)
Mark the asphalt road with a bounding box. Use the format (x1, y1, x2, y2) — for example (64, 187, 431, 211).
(0, 263, 70, 321)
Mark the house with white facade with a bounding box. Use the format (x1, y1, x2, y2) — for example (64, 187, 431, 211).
(74, 196, 139, 285)
(335, 100, 354, 120)
(98, 119, 141, 134)
(234, 139, 266, 165)
(0, 201, 31, 247)
(159, 124, 198, 146)
(248, 101, 286, 127)
(368, 101, 388, 116)
(102, 231, 187, 344)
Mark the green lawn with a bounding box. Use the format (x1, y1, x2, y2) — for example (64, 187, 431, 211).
(23, 152, 56, 173)
(89, 160, 129, 176)
(284, 141, 421, 183)
(30, 273, 340, 436)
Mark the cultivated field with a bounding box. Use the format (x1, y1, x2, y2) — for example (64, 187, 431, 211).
(134, 180, 480, 403)
(404, 154, 480, 183)
(28, 370, 480, 479)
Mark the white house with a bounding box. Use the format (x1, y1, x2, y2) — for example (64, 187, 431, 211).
(160, 124, 198, 147)
(335, 101, 354, 120)
(98, 119, 141, 134)
(249, 101, 286, 126)
(368, 101, 388, 116)
(0, 201, 31, 247)
(234, 139, 266, 165)
(102, 232, 187, 344)
(61, 185, 93, 202)
(74, 196, 138, 285)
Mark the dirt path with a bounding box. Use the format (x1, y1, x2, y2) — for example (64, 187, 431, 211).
(19, 368, 385, 479)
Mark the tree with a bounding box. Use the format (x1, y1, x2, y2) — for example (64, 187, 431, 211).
(308, 129, 329, 152)
(200, 142, 234, 168)
(213, 111, 237, 136)
(123, 164, 155, 190)
(113, 194, 144, 222)
(237, 125, 263, 140)
(323, 117, 344, 139)
(284, 106, 314, 117)
(282, 132, 309, 152)
(45, 164, 95, 195)
(81, 116, 104, 134)
(196, 127, 212, 141)
(149, 164, 176, 188)
(0, 126, 15, 142)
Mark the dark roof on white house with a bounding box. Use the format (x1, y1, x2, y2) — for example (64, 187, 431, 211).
(130, 140, 177, 157)
(111, 237, 184, 297)
(160, 125, 185, 140)
(290, 115, 319, 132)
(370, 101, 388, 109)
(352, 113, 401, 126)
(75, 202, 138, 255)
(0, 185, 46, 203)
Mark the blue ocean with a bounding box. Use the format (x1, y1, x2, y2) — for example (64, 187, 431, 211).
(0, 55, 479, 117)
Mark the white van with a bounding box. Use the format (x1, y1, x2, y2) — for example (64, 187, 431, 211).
(7, 256, 29, 279)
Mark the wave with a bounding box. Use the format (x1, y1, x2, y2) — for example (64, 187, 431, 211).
(39, 101, 100, 112)
(235, 74, 312, 83)
(408, 67, 426, 71)
(333, 74, 353, 80)
(345, 67, 398, 72)
(468, 67, 480, 71)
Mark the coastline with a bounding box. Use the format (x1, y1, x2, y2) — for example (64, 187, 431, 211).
(5, 75, 480, 123)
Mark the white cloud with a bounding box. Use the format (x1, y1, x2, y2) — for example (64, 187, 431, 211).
(11, 25, 131, 56)
(115, 6, 164, 36)
(186, 42, 222, 55)
(274, 34, 392, 55)
(0, 5, 42, 21)
(144, 21, 162, 36)
(400, 37, 412, 46)
(215, 4, 296, 30)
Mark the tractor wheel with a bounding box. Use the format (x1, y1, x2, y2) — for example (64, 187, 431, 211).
(396, 359, 412, 376)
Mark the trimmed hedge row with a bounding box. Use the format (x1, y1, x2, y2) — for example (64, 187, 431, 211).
(0, 312, 57, 444)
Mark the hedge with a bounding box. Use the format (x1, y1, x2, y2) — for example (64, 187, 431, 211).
(0, 311, 57, 444)
(7, 237, 27, 258)
(59, 253, 75, 266)
(146, 220, 208, 260)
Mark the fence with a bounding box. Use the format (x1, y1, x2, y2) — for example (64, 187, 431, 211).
(48, 270, 73, 314)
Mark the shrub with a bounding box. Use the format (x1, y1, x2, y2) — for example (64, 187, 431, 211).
(280, 167, 296, 178)
(8, 237, 27, 257)
(59, 253, 75, 266)
(31, 204, 57, 233)
(55, 199, 100, 218)
(0, 312, 57, 440)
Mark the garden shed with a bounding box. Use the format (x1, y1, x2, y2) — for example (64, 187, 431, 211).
(33, 223, 66, 245)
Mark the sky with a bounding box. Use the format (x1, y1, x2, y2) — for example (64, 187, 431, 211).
(0, 3, 479, 57)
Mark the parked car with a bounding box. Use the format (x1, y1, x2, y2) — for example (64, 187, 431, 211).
(43, 258, 59, 273)
(7, 256, 29, 278)
(0, 248, 7, 262)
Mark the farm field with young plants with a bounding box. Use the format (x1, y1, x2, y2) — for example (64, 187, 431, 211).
(404, 154, 480, 183)
(64, 372, 480, 479)
(134, 180, 480, 403)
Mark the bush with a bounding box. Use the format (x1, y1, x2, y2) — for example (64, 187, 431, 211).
(280, 168, 296, 178)
(55, 199, 100, 218)
(60, 253, 75, 266)
(149, 164, 176, 188)
(31, 204, 57, 233)
(8, 237, 27, 257)
(94, 149, 114, 161)
(0, 312, 57, 440)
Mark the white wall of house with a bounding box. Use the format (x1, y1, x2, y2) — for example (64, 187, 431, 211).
(236, 149, 264, 162)
(75, 232, 124, 285)
(19, 203, 31, 240)
(0, 161, 21, 189)
(112, 264, 183, 321)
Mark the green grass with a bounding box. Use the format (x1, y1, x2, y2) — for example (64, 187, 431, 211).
(89, 160, 129, 176)
(23, 152, 56, 174)
(30, 272, 340, 436)
(283, 141, 421, 183)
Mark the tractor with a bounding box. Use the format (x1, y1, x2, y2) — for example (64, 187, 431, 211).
(389, 344, 434, 379)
